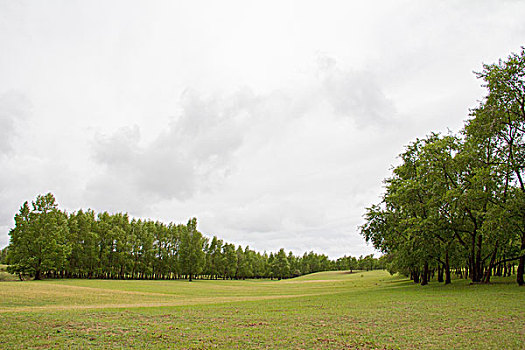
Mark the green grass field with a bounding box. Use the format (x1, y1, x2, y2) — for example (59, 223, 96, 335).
(1, 270, 524, 349)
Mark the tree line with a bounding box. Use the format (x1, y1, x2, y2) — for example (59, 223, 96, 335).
(360, 49, 525, 286)
(2, 193, 383, 280)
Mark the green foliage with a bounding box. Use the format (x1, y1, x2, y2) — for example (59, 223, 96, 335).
(178, 218, 206, 281)
(271, 248, 290, 280)
(360, 48, 525, 285)
(7, 193, 70, 279)
(0, 247, 8, 264)
(5, 193, 379, 281)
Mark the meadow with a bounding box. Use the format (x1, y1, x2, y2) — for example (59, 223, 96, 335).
(0, 269, 524, 349)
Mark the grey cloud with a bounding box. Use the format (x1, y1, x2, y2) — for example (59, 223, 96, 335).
(316, 55, 395, 126)
(89, 126, 195, 206)
(92, 126, 140, 166)
(0, 92, 32, 247)
(87, 58, 397, 216)
(87, 83, 313, 211)
(0, 91, 30, 155)
(169, 90, 246, 162)
(87, 90, 251, 209)
(220, 195, 328, 234)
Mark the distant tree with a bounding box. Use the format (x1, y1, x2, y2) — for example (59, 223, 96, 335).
(222, 243, 237, 279)
(141, 220, 158, 279)
(272, 248, 290, 280)
(7, 193, 70, 280)
(152, 220, 169, 279)
(166, 223, 181, 279)
(178, 218, 205, 281)
(67, 209, 98, 278)
(243, 246, 255, 279)
(251, 250, 266, 278)
(210, 237, 225, 279)
(235, 245, 245, 279)
(204, 236, 218, 278)
(0, 247, 8, 264)
(288, 251, 301, 277)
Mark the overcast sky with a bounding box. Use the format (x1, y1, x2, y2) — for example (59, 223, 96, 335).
(1, 1, 524, 258)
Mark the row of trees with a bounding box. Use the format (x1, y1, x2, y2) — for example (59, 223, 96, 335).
(360, 49, 525, 285)
(4, 193, 383, 280)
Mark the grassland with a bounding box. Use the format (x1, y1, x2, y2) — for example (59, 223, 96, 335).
(0, 270, 524, 349)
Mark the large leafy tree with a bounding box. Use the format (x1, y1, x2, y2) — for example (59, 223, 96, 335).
(361, 48, 525, 285)
(466, 48, 525, 285)
(7, 193, 70, 280)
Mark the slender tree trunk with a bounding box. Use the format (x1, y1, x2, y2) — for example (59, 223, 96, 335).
(495, 263, 502, 276)
(474, 234, 483, 282)
(437, 264, 444, 283)
(445, 252, 451, 285)
(470, 232, 476, 281)
(483, 247, 498, 284)
(421, 262, 429, 286)
(517, 233, 525, 286)
(413, 269, 420, 284)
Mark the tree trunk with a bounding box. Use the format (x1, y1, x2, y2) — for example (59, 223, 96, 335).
(495, 263, 502, 276)
(437, 264, 444, 283)
(518, 259, 524, 286)
(445, 252, 451, 285)
(483, 247, 498, 284)
(474, 234, 483, 282)
(518, 234, 525, 286)
(34, 269, 41, 280)
(421, 262, 429, 286)
(414, 271, 420, 283)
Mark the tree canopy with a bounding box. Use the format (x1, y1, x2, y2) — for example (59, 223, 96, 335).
(360, 48, 525, 285)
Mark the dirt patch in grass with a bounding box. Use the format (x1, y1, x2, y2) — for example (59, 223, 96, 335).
(278, 279, 344, 284)
(0, 292, 327, 313)
(42, 283, 179, 297)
